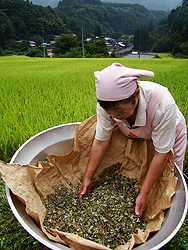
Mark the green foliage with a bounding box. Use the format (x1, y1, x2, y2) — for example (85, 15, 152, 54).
(133, 26, 150, 51)
(0, 0, 168, 52)
(52, 34, 109, 57)
(94, 25, 102, 37)
(153, 37, 174, 53)
(15, 40, 30, 51)
(84, 39, 109, 57)
(52, 33, 79, 56)
(60, 47, 83, 58)
(57, 0, 167, 38)
(26, 46, 46, 57)
(180, 41, 188, 55)
(0, 10, 15, 47)
(151, 0, 188, 55)
(147, 19, 154, 32)
(33, 35, 43, 46)
(0, 47, 3, 56)
(0, 0, 70, 46)
(110, 51, 116, 58)
(172, 42, 182, 55)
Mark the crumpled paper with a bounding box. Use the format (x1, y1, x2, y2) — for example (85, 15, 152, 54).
(0, 115, 177, 250)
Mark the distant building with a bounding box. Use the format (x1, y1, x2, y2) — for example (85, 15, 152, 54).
(125, 53, 161, 59)
(50, 40, 56, 46)
(85, 38, 92, 43)
(47, 51, 54, 57)
(104, 37, 112, 41)
(29, 41, 36, 48)
(118, 42, 126, 47)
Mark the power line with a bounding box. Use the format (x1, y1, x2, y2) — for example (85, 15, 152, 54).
(155, 1, 184, 26)
(175, 1, 184, 9)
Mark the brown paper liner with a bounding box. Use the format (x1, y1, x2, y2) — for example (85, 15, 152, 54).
(0, 115, 177, 250)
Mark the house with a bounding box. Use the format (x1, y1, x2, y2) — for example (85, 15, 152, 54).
(47, 51, 54, 57)
(85, 38, 92, 43)
(125, 53, 161, 59)
(29, 41, 36, 48)
(50, 40, 56, 47)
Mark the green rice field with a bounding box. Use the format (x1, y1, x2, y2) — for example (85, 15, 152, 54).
(0, 55, 187, 249)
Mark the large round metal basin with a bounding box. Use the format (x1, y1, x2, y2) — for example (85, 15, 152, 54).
(5, 123, 188, 250)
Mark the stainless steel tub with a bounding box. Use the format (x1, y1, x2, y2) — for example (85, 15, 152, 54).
(5, 123, 188, 250)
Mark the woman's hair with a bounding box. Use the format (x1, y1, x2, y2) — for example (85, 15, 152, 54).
(98, 85, 139, 110)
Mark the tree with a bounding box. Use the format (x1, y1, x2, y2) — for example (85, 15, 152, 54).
(20, 40, 30, 51)
(52, 33, 78, 56)
(62, 47, 84, 58)
(94, 25, 102, 37)
(133, 26, 150, 51)
(0, 46, 3, 56)
(181, 15, 188, 42)
(34, 35, 43, 46)
(172, 42, 182, 55)
(85, 39, 108, 57)
(180, 41, 188, 55)
(26, 46, 46, 57)
(133, 29, 140, 50)
(152, 37, 174, 52)
(0, 10, 15, 47)
(147, 20, 154, 32)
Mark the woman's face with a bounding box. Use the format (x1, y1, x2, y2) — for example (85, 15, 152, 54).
(105, 101, 138, 120)
(104, 89, 140, 120)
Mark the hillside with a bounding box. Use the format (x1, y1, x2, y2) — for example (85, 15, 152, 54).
(30, 0, 181, 11)
(102, 0, 181, 11)
(0, 0, 167, 48)
(0, 0, 72, 47)
(151, 0, 188, 54)
(1, 0, 187, 56)
(56, 0, 167, 37)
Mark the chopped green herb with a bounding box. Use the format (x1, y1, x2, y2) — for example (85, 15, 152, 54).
(43, 163, 147, 249)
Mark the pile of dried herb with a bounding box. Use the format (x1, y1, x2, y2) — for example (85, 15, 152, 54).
(43, 163, 147, 249)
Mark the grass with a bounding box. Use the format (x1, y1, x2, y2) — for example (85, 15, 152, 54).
(0, 55, 187, 249)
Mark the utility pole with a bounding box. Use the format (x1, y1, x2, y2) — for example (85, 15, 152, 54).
(82, 27, 84, 58)
(43, 38, 45, 58)
(139, 33, 141, 58)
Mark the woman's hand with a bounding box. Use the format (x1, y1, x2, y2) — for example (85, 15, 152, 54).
(135, 192, 148, 217)
(135, 151, 169, 217)
(79, 138, 111, 199)
(79, 178, 92, 199)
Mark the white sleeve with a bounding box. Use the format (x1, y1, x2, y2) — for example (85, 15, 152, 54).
(152, 102, 178, 154)
(95, 102, 115, 141)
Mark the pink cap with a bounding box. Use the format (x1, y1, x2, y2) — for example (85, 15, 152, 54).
(95, 63, 154, 101)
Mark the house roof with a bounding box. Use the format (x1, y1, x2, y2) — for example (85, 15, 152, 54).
(125, 53, 160, 59)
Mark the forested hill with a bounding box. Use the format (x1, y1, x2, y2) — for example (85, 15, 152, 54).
(102, 0, 181, 11)
(0, 0, 72, 47)
(0, 0, 167, 48)
(56, 0, 167, 37)
(150, 0, 188, 54)
(30, 0, 181, 11)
